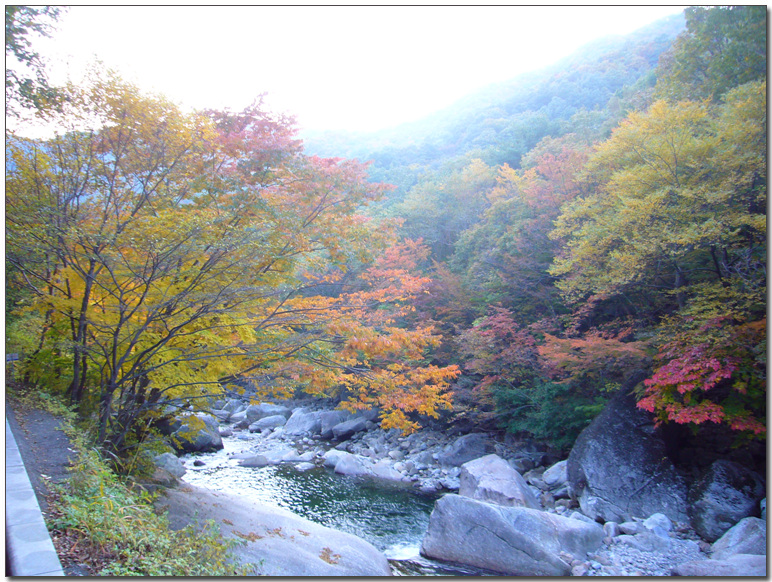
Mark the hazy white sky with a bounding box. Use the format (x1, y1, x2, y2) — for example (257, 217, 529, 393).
(35, 5, 686, 133)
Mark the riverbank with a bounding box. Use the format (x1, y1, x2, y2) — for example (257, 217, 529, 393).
(157, 482, 391, 575)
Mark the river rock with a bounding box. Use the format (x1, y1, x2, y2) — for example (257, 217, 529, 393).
(322, 449, 348, 468)
(239, 454, 271, 468)
(170, 413, 224, 454)
(262, 446, 300, 464)
(245, 402, 293, 423)
(229, 409, 248, 424)
(248, 414, 287, 432)
(617, 531, 672, 553)
(158, 484, 392, 576)
(332, 417, 368, 441)
(672, 554, 766, 577)
(567, 388, 688, 523)
(154, 452, 186, 478)
(687, 459, 765, 542)
(332, 452, 372, 478)
(542, 459, 568, 489)
(436, 433, 495, 467)
(319, 410, 352, 439)
(420, 494, 604, 576)
(371, 460, 410, 483)
(283, 408, 322, 436)
(643, 512, 673, 532)
(710, 517, 766, 560)
(212, 408, 232, 422)
(459, 454, 540, 509)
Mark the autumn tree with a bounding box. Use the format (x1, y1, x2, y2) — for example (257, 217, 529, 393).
(267, 239, 459, 434)
(550, 81, 766, 438)
(550, 82, 766, 308)
(7, 72, 458, 455)
(452, 135, 588, 322)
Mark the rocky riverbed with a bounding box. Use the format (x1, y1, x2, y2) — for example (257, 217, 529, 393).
(153, 393, 766, 576)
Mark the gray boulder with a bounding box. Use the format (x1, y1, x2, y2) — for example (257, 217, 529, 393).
(421, 494, 604, 576)
(459, 454, 540, 509)
(319, 410, 352, 439)
(542, 459, 568, 490)
(436, 433, 495, 467)
(643, 512, 673, 532)
(617, 531, 672, 553)
(239, 454, 271, 468)
(245, 402, 292, 423)
(248, 414, 287, 432)
(371, 460, 411, 483)
(672, 554, 766, 577)
(322, 449, 349, 469)
(688, 459, 765, 542)
(154, 452, 186, 478)
(158, 484, 391, 576)
(332, 417, 368, 441)
(332, 452, 372, 478)
(170, 413, 224, 454)
(222, 398, 244, 413)
(710, 517, 766, 560)
(211, 408, 232, 422)
(567, 389, 688, 523)
(283, 408, 322, 436)
(229, 409, 248, 425)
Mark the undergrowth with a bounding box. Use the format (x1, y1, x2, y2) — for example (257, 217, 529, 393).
(9, 383, 251, 576)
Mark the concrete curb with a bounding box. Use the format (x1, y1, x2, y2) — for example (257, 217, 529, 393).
(5, 417, 65, 576)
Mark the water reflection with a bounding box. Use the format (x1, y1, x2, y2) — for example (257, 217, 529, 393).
(181, 435, 487, 575)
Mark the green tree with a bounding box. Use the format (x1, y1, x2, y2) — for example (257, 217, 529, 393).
(5, 5, 63, 115)
(394, 159, 497, 261)
(656, 6, 766, 101)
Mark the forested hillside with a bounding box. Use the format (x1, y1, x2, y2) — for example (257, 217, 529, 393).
(303, 13, 685, 200)
(305, 6, 767, 455)
(6, 6, 765, 467)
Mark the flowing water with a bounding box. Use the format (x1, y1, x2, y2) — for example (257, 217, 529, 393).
(180, 434, 489, 575)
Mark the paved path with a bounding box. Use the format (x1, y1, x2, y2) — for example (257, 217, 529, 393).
(6, 414, 64, 576)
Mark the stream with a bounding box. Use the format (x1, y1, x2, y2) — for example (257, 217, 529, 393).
(180, 433, 489, 575)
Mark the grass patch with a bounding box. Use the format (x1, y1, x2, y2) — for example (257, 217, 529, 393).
(50, 434, 250, 576)
(10, 384, 250, 576)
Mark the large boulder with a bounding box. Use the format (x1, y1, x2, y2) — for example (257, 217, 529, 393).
(687, 459, 765, 542)
(672, 554, 766, 577)
(158, 484, 392, 576)
(245, 402, 292, 423)
(331, 417, 368, 441)
(222, 398, 245, 414)
(248, 414, 287, 432)
(170, 413, 224, 454)
(542, 459, 568, 489)
(283, 408, 323, 436)
(436, 433, 495, 467)
(458, 454, 540, 509)
(710, 517, 766, 560)
(332, 452, 372, 478)
(370, 460, 410, 483)
(566, 389, 688, 523)
(421, 494, 604, 576)
(319, 410, 352, 439)
(154, 452, 186, 477)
